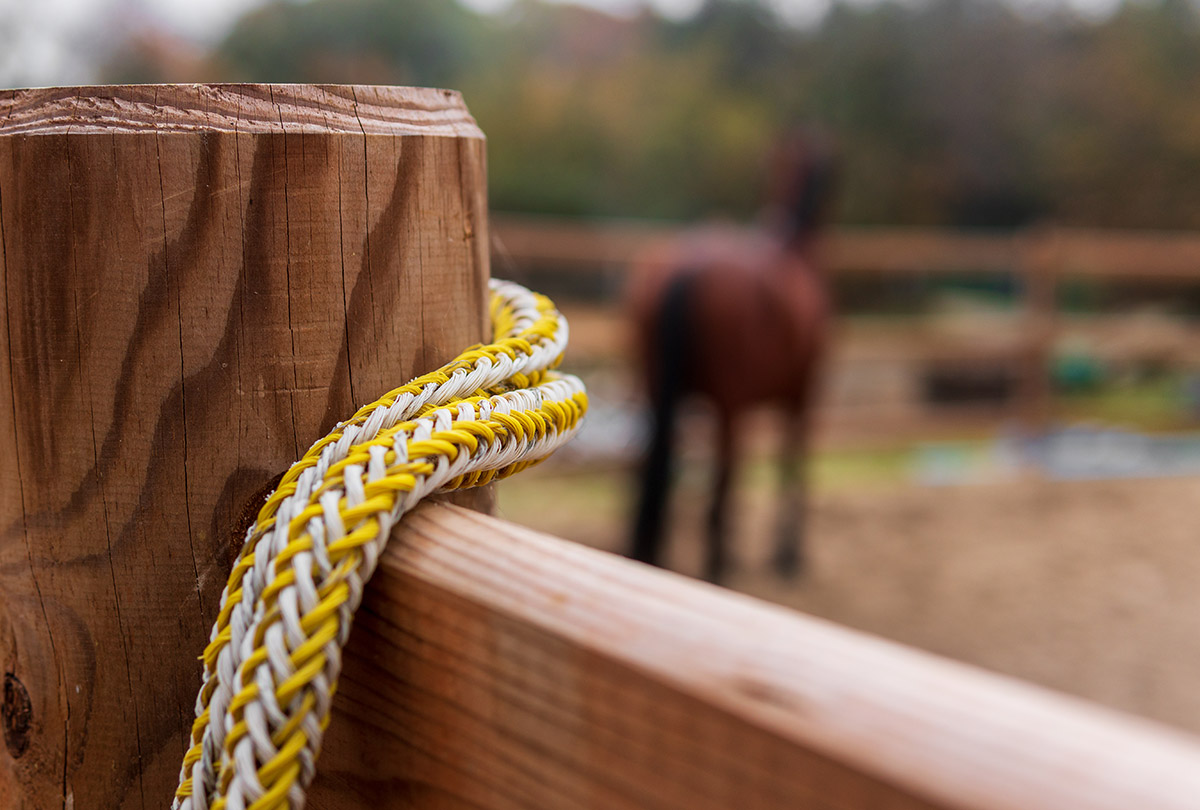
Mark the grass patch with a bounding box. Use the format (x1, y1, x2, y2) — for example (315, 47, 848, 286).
(1059, 378, 1190, 431)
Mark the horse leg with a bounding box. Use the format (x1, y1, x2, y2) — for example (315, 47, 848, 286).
(774, 408, 808, 577)
(704, 411, 739, 584)
(631, 402, 675, 567)
(631, 274, 693, 567)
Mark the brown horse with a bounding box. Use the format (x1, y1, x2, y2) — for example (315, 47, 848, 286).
(627, 130, 837, 583)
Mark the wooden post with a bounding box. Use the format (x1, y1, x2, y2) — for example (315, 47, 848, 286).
(0, 84, 489, 808)
(1018, 227, 1059, 432)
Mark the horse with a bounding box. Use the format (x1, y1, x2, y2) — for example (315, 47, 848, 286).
(626, 130, 837, 583)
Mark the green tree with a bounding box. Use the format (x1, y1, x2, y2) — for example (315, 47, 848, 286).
(183, 0, 1200, 228)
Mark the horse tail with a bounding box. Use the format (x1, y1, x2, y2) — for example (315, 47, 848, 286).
(631, 271, 695, 565)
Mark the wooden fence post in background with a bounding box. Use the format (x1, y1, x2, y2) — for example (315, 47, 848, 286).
(0, 84, 489, 808)
(1018, 227, 1060, 432)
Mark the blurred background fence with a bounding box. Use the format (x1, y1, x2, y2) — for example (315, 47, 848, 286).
(494, 215, 1200, 454)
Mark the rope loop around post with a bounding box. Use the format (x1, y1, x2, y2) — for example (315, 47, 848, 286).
(173, 279, 587, 810)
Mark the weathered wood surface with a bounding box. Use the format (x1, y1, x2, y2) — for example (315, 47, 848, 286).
(0, 84, 489, 808)
(315, 501, 1200, 810)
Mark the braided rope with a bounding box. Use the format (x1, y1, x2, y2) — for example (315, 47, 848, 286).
(173, 279, 587, 810)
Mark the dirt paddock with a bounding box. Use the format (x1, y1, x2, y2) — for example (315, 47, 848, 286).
(499, 465, 1200, 736)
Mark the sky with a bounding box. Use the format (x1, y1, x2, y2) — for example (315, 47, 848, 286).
(461, 0, 850, 25)
(0, 0, 1125, 87)
(462, 0, 708, 17)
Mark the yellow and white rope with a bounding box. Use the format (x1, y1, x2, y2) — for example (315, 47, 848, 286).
(173, 279, 587, 810)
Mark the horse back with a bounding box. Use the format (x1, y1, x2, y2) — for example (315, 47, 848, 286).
(628, 227, 829, 412)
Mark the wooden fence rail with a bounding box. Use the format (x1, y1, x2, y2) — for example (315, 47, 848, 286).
(314, 501, 1200, 810)
(492, 216, 1200, 279)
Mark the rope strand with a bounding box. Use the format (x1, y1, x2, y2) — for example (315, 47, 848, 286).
(174, 279, 587, 810)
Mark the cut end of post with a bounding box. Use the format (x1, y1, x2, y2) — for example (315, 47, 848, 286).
(0, 84, 484, 138)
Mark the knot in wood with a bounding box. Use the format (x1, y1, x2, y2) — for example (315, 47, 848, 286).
(3, 672, 32, 759)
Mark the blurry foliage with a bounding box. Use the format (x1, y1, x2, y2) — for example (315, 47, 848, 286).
(111, 0, 1200, 228)
(213, 0, 489, 86)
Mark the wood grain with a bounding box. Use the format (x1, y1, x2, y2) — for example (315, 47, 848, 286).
(0, 84, 489, 809)
(314, 501, 1200, 810)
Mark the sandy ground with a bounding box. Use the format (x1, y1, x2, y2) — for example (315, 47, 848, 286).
(498, 461, 1200, 736)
